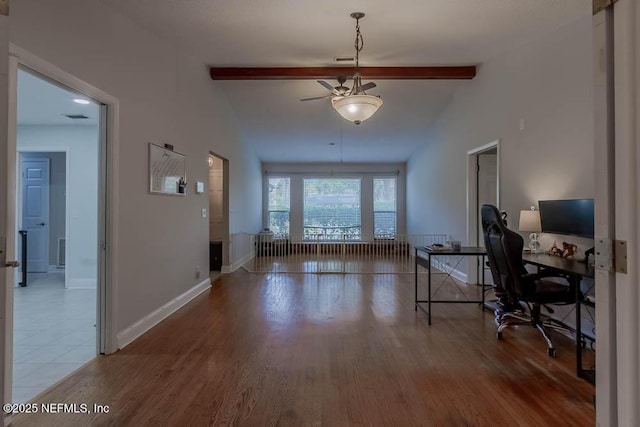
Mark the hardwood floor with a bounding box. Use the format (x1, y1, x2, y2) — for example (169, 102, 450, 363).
(9, 270, 595, 426)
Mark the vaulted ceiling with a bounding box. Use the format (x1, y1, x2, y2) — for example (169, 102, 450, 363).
(61, 1, 592, 161)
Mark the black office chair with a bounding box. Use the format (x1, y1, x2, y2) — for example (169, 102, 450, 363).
(481, 204, 577, 357)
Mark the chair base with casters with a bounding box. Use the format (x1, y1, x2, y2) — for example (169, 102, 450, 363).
(494, 302, 575, 357)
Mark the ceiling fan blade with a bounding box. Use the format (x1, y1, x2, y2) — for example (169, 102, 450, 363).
(317, 80, 335, 91)
(300, 94, 332, 101)
(359, 82, 377, 91)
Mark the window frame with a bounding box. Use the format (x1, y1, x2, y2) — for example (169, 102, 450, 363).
(266, 176, 291, 238)
(373, 176, 398, 239)
(302, 177, 362, 241)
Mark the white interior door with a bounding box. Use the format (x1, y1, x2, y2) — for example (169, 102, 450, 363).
(477, 153, 498, 246)
(21, 158, 50, 273)
(612, 1, 640, 425)
(1, 6, 13, 414)
(593, 8, 617, 426)
(476, 151, 498, 285)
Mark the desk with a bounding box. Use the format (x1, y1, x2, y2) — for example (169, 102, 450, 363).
(522, 252, 595, 383)
(414, 246, 486, 325)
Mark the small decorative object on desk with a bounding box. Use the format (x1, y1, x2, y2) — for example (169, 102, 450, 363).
(548, 241, 577, 258)
(425, 243, 447, 251)
(561, 242, 577, 258)
(548, 241, 561, 256)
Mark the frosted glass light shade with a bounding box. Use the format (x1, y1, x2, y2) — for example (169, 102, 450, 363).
(331, 95, 382, 124)
(519, 210, 541, 232)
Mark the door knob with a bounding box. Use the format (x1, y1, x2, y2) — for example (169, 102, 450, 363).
(38, 222, 46, 226)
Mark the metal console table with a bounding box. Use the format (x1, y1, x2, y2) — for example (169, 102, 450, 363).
(414, 246, 487, 325)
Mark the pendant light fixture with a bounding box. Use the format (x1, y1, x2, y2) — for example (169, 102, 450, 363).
(331, 12, 383, 125)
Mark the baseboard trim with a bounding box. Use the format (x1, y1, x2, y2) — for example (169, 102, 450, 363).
(431, 259, 468, 283)
(449, 268, 468, 283)
(116, 278, 211, 349)
(230, 252, 254, 272)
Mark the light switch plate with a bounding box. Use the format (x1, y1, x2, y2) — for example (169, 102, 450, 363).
(195, 181, 205, 194)
(201, 208, 207, 218)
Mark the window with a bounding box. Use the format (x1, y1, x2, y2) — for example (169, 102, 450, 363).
(303, 178, 361, 240)
(374, 177, 397, 238)
(267, 177, 290, 237)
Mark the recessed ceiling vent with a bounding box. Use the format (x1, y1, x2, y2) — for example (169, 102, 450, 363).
(63, 114, 89, 120)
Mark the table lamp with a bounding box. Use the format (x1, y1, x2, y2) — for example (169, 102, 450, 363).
(519, 207, 542, 253)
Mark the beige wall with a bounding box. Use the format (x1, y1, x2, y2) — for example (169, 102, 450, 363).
(407, 15, 594, 253)
(10, 0, 262, 333)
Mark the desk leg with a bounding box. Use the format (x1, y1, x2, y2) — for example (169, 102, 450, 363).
(414, 248, 418, 311)
(575, 276, 582, 378)
(428, 254, 432, 325)
(481, 254, 485, 308)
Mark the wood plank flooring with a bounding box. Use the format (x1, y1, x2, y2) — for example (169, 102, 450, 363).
(9, 270, 595, 426)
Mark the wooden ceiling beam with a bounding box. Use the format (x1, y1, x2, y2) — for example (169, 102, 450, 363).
(209, 66, 476, 80)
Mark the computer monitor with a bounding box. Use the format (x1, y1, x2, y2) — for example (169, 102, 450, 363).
(538, 199, 594, 238)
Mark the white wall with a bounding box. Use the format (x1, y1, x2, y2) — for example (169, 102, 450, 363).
(407, 16, 594, 251)
(19, 126, 98, 288)
(10, 0, 262, 335)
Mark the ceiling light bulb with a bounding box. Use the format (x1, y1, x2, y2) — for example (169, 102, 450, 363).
(73, 98, 90, 105)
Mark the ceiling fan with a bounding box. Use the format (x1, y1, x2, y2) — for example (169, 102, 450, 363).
(300, 76, 377, 102)
(298, 12, 383, 124)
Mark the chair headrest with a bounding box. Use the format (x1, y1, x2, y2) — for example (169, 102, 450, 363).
(481, 204, 504, 231)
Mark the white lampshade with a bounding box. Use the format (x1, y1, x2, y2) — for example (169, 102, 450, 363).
(331, 95, 383, 124)
(519, 210, 541, 232)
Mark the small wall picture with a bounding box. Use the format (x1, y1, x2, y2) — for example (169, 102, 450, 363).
(149, 143, 186, 196)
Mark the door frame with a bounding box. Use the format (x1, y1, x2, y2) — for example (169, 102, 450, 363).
(4, 44, 120, 402)
(209, 152, 230, 271)
(466, 139, 500, 284)
(16, 148, 70, 287)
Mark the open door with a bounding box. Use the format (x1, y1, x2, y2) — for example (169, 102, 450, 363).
(1, 5, 14, 415)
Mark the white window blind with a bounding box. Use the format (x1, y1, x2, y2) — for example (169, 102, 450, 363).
(374, 177, 397, 238)
(268, 177, 290, 237)
(303, 178, 361, 240)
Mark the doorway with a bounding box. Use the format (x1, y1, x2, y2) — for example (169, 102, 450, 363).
(18, 152, 66, 283)
(467, 140, 500, 284)
(208, 153, 229, 276)
(9, 67, 102, 403)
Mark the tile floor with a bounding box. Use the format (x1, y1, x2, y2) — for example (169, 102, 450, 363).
(12, 272, 96, 403)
